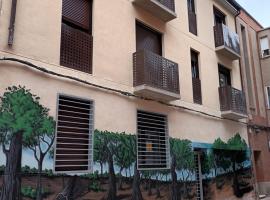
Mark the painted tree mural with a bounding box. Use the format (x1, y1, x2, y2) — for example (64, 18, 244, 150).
(212, 134, 253, 198)
(24, 113, 55, 200)
(0, 86, 254, 200)
(0, 86, 55, 200)
(169, 138, 195, 200)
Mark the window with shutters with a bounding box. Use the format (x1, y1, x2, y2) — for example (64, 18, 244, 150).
(191, 50, 202, 104)
(137, 110, 170, 170)
(266, 86, 270, 109)
(187, 0, 197, 35)
(260, 37, 270, 58)
(213, 7, 226, 25)
(54, 94, 94, 173)
(218, 64, 231, 87)
(60, 0, 93, 73)
(136, 21, 162, 56)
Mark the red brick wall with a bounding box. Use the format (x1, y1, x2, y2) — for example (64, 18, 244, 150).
(238, 10, 263, 32)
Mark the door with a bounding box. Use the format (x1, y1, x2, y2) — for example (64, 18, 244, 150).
(136, 21, 162, 55)
(214, 7, 226, 25)
(218, 65, 231, 87)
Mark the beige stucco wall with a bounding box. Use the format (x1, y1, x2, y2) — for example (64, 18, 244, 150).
(0, 63, 247, 144)
(0, 0, 247, 143)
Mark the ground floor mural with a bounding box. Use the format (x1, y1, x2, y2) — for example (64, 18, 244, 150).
(0, 86, 255, 200)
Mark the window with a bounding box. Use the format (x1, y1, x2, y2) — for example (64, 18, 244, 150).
(260, 37, 270, 58)
(218, 64, 231, 87)
(60, 0, 93, 73)
(187, 0, 195, 12)
(137, 110, 170, 170)
(213, 7, 226, 25)
(187, 0, 197, 35)
(191, 50, 199, 79)
(191, 50, 202, 104)
(266, 86, 270, 109)
(54, 94, 94, 173)
(136, 21, 162, 56)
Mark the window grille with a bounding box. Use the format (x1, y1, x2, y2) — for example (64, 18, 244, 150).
(54, 94, 94, 173)
(137, 110, 170, 170)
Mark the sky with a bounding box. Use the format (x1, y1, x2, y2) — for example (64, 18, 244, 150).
(236, 0, 270, 28)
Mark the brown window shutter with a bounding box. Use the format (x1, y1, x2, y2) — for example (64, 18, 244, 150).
(62, 0, 90, 30)
(60, 23, 93, 73)
(136, 22, 162, 56)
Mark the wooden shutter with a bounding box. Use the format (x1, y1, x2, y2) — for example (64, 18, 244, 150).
(60, 23, 93, 73)
(54, 95, 94, 173)
(136, 22, 162, 56)
(60, 0, 93, 73)
(191, 50, 202, 104)
(62, 0, 90, 30)
(137, 110, 170, 170)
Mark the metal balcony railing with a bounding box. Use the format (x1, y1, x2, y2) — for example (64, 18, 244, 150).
(133, 50, 180, 95)
(219, 86, 247, 116)
(214, 24, 240, 58)
(155, 0, 175, 12)
(60, 23, 93, 74)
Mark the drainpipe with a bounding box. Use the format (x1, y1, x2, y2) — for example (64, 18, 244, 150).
(8, 0, 18, 45)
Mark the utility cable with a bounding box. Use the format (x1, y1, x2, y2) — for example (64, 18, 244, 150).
(0, 57, 269, 131)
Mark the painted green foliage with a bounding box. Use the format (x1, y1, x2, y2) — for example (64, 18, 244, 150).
(0, 86, 254, 200)
(0, 86, 55, 200)
(209, 134, 252, 198)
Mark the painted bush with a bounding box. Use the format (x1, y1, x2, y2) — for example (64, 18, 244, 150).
(0, 86, 255, 200)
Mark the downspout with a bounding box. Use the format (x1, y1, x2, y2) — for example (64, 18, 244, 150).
(8, 0, 18, 45)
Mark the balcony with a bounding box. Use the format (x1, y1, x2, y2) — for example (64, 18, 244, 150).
(132, 0, 177, 22)
(60, 23, 93, 73)
(214, 24, 240, 60)
(219, 86, 247, 120)
(133, 50, 180, 101)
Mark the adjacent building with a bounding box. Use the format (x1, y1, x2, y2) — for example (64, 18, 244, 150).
(256, 27, 270, 195)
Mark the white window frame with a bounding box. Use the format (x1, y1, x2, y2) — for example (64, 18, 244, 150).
(54, 94, 94, 174)
(260, 37, 270, 58)
(137, 110, 170, 170)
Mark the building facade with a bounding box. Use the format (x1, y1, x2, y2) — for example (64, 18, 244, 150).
(255, 27, 270, 195)
(0, 0, 256, 199)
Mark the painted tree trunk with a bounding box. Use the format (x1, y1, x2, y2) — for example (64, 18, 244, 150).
(106, 154, 117, 200)
(170, 155, 179, 200)
(131, 162, 143, 200)
(118, 167, 124, 190)
(36, 158, 44, 200)
(232, 161, 242, 197)
(155, 183, 161, 198)
(100, 162, 103, 177)
(147, 180, 152, 196)
(56, 176, 84, 200)
(0, 132, 22, 200)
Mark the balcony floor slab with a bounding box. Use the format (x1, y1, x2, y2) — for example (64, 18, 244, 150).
(132, 0, 177, 22)
(134, 85, 180, 102)
(221, 110, 247, 120)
